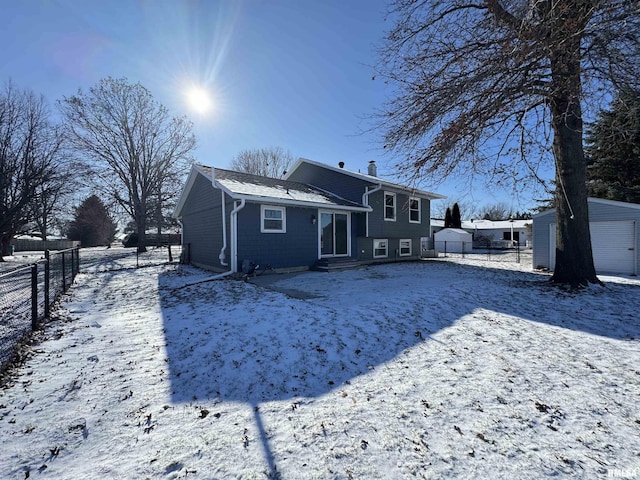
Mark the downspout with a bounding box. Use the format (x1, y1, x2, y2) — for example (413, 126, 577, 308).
(219, 189, 228, 266)
(230, 199, 246, 273)
(362, 184, 382, 238)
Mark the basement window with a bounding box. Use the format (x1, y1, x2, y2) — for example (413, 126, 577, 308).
(373, 239, 388, 258)
(399, 239, 412, 256)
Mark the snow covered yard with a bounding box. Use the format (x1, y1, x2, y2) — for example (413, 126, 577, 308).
(0, 256, 639, 479)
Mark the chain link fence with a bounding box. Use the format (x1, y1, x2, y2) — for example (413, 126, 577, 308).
(80, 245, 180, 272)
(0, 248, 80, 373)
(422, 237, 532, 265)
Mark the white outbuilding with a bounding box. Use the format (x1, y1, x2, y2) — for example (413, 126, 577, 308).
(533, 198, 640, 276)
(434, 228, 473, 254)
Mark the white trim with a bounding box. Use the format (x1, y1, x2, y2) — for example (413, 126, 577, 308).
(409, 197, 421, 224)
(399, 239, 412, 256)
(261, 205, 286, 233)
(318, 210, 351, 258)
(373, 238, 388, 259)
(384, 191, 396, 222)
(216, 187, 371, 212)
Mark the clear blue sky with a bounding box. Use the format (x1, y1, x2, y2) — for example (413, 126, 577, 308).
(1, 0, 545, 215)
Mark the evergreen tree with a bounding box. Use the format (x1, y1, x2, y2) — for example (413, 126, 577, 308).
(585, 88, 640, 204)
(67, 195, 117, 247)
(444, 207, 453, 228)
(451, 203, 462, 229)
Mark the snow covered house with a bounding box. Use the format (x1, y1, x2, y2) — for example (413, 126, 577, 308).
(431, 218, 532, 247)
(533, 197, 640, 276)
(173, 159, 444, 273)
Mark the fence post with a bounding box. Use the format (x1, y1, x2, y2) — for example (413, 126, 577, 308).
(44, 250, 50, 318)
(62, 251, 66, 292)
(71, 248, 76, 282)
(75, 247, 80, 274)
(31, 264, 38, 330)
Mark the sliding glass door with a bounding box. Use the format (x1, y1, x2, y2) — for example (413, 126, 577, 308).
(320, 211, 349, 257)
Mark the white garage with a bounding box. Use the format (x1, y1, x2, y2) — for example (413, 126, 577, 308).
(533, 198, 639, 276)
(434, 228, 473, 254)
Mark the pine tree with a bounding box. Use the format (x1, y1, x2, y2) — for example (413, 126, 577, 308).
(585, 88, 640, 204)
(451, 203, 462, 229)
(444, 207, 453, 228)
(67, 195, 117, 247)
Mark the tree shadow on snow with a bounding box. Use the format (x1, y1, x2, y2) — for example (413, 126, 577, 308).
(156, 260, 639, 476)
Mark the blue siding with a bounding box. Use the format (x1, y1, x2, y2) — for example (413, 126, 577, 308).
(286, 163, 371, 204)
(367, 190, 431, 239)
(236, 203, 319, 270)
(180, 174, 231, 271)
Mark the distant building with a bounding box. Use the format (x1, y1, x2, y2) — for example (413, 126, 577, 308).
(430, 218, 532, 248)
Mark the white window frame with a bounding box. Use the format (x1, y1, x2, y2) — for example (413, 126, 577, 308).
(384, 192, 396, 221)
(399, 239, 412, 256)
(373, 238, 388, 259)
(260, 205, 286, 233)
(409, 197, 421, 224)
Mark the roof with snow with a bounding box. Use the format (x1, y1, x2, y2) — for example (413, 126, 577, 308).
(431, 218, 531, 230)
(197, 165, 370, 211)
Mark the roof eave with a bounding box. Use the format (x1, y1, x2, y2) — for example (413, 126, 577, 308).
(225, 192, 371, 212)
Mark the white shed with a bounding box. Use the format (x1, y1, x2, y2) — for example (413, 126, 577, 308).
(434, 228, 473, 254)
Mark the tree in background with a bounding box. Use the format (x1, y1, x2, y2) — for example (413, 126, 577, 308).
(481, 202, 512, 221)
(444, 207, 453, 228)
(30, 163, 75, 241)
(230, 146, 294, 178)
(0, 82, 64, 259)
(585, 88, 640, 204)
(451, 203, 462, 229)
(59, 77, 195, 252)
(376, 1, 640, 286)
(67, 195, 117, 247)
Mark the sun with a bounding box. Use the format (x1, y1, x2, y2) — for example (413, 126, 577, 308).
(184, 86, 213, 116)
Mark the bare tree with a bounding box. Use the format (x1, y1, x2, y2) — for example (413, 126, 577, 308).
(376, 0, 640, 286)
(30, 162, 75, 240)
(481, 202, 513, 221)
(59, 78, 196, 252)
(432, 198, 480, 220)
(230, 146, 294, 178)
(0, 82, 64, 259)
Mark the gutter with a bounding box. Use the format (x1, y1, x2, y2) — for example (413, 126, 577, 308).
(362, 184, 383, 238)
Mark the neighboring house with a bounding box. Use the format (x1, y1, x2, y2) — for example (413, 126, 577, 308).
(533, 197, 640, 276)
(431, 218, 532, 247)
(173, 159, 444, 273)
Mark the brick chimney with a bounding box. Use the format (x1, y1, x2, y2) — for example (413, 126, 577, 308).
(367, 160, 377, 177)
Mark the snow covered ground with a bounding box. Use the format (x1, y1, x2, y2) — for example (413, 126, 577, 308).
(0, 252, 639, 479)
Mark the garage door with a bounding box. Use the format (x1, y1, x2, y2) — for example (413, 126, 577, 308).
(549, 221, 636, 275)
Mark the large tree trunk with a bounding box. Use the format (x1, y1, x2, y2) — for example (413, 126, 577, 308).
(0, 235, 12, 260)
(135, 204, 147, 253)
(549, 39, 599, 287)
